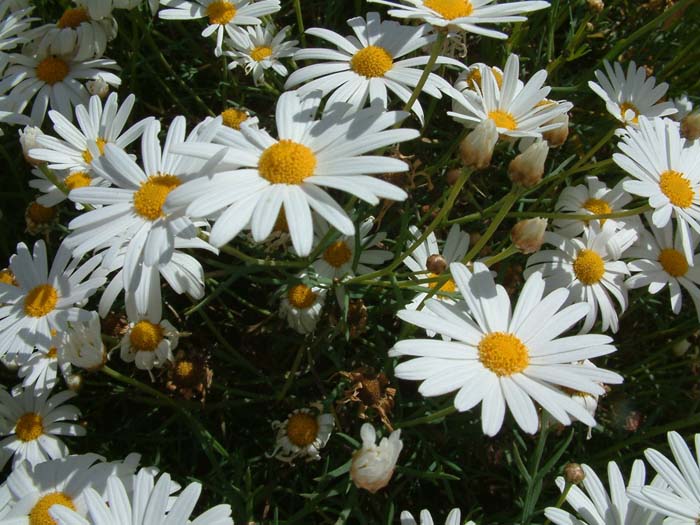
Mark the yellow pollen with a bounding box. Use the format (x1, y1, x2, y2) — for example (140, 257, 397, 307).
(15, 412, 43, 441)
(582, 197, 612, 224)
(478, 332, 529, 376)
(35, 57, 69, 85)
(47, 347, 58, 359)
(619, 101, 640, 123)
(659, 170, 694, 208)
(427, 272, 457, 295)
(129, 320, 164, 353)
(29, 492, 76, 525)
(659, 248, 689, 277)
(350, 45, 394, 78)
(488, 109, 517, 131)
(57, 7, 89, 28)
(207, 0, 236, 24)
(286, 412, 319, 447)
(221, 108, 249, 129)
(64, 171, 92, 191)
(27, 202, 57, 224)
(258, 140, 317, 185)
(287, 284, 317, 309)
(175, 360, 195, 379)
(573, 249, 605, 285)
(133, 174, 181, 221)
(250, 45, 273, 61)
(423, 0, 473, 19)
(0, 269, 17, 286)
(81, 137, 107, 164)
(24, 284, 58, 318)
(323, 240, 352, 268)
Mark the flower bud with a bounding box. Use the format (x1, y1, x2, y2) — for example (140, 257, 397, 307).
(459, 119, 498, 170)
(66, 373, 83, 392)
(563, 462, 586, 484)
(426, 254, 448, 274)
(350, 423, 403, 493)
(509, 141, 549, 188)
(543, 112, 569, 148)
(587, 0, 604, 12)
(19, 126, 44, 165)
(673, 339, 692, 356)
(57, 313, 107, 372)
(446, 168, 461, 186)
(681, 113, 700, 142)
(511, 218, 547, 254)
(86, 77, 110, 98)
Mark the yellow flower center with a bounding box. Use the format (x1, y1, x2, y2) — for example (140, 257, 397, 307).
(478, 332, 529, 376)
(286, 412, 319, 447)
(129, 320, 164, 352)
(133, 174, 182, 221)
(582, 197, 612, 224)
(350, 45, 394, 78)
(221, 108, 249, 129)
(323, 240, 352, 268)
(207, 0, 236, 24)
(47, 347, 58, 359)
(81, 137, 107, 164)
(15, 412, 44, 441)
(27, 202, 57, 224)
(57, 7, 90, 28)
(175, 360, 195, 380)
(64, 171, 92, 191)
(0, 269, 17, 286)
(36, 57, 69, 85)
(250, 45, 273, 61)
(573, 249, 605, 285)
(427, 272, 457, 295)
(423, 0, 473, 19)
(24, 284, 58, 318)
(287, 284, 317, 309)
(29, 492, 76, 525)
(465, 67, 503, 90)
(659, 169, 694, 208)
(619, 101, 640, 124)
(258, 140, 317, 185)
(488, 110, 517, 130)
(658, 248, 689, 277)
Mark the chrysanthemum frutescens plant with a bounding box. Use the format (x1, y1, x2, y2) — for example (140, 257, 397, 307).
(0, 0, 699, 523)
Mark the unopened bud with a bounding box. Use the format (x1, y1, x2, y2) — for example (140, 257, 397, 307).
(587, 0, 604, 12)
(446, 168, 461, 185)
(681, 113, 700, 141)
(19, 126, 44, 165)
(426, 254, 448, 274)
(563, 462, 586, 484)
(86, 77, 110, 98)
(543, 112, 569, 148)
(509, 141, 549, 188)
(511, 218, 547, 254)
(673, 339, 692, 356)
(460, 119, 498, 170)
(66, 373, 83, 392)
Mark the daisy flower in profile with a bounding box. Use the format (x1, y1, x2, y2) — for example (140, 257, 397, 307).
(368, 0, 550, 39)
(279, 276, 327, 334)
(0, 48, 121, 126)
(449, 53, 572, 140)
(284, 13, 464, 123)
(158, 0, 282, 56)
(628, 431, 700, 524)
(0, 385, 84, 469)
(350, 422, 403, 493)
(120, 316, 178, 372)
(0, 240, 105, 361)
(614, 116, 700, 263)
(29, 167, 109, 208)
(401, 509, 469, 525)
(626, 218, 700, 319)
(225, 24, 298, 86)
(553, 176, 635, 238)
(588, 60, 676, 125)
(391, 263, 622, 436)
(220, 106, 258, 130)
(270, 406, 334, 463)
(544, 460, 664, 525)
(402, 224, 469, 309)
(525, 222, 637, 333)
(455, 62, 508, 93)
(167, 91, 417, 256)
(50, 468, 234, 525)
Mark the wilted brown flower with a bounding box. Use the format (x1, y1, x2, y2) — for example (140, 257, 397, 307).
(337, 367, 397, 431)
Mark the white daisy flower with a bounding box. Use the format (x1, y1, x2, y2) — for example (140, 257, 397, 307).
(0, 385, 84, 470)
(588, 60, 676, 125)
(553, 175, 635, 238)
(0, 240, 105, 361)
(626, 218, 700, 320)
(367, 0, 550, 39)
(279, 277, 327, 335)
(0, 1, 36, 75)
(158, 0, 281, 56)
(50, 468, 234, 525)
(627, 431, 700, 525)
(565, 360, 602, 440)
(284, 12, 464, 123)
(225, 24, 298, 86)
(270, 406, 334, 463)
(544, 460, 664, 525)
(448, 53, 572, 140)
(17, 344, 63, 391)
(401, 509, 469, 525)
(671, 94, 694, 122)
(525, 222, 637, 333)
(120, 315, 178, 372)
(0, 47, 121, 126)
(57, 311, 106, 371)
(454, 62, 508, 93)
(391, 262, 623, 436)
(29, 166, 109, 208)
(166, 90, 418, 256)
(614, 116, 700, 263)
(219, 106, 258, 130)
(402, 223, 470, 309)
(350, 422, 402, 493)
(29, 93, 150, 176)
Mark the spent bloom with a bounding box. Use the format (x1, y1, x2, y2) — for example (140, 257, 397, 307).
(350, 422, 403, 493)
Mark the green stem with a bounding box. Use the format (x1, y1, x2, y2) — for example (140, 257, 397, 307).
(293, 0, 306, 47)
(276, 343, 306, 401)
(219, 243, 307, 268)
(40, 164, 69, 195)
(396, 405, 456, 429)
(483, 244, 519, 267)
(508, 203, 651, 221)
(462, 188, 521, 263)
(543, 482, 573, 525)
(400, 31, 447, 119)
